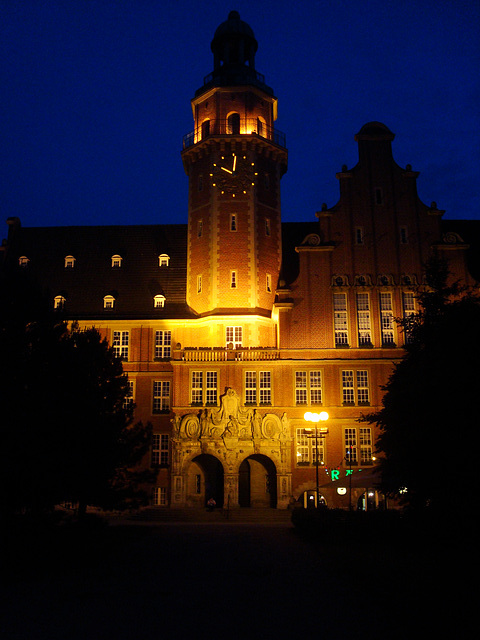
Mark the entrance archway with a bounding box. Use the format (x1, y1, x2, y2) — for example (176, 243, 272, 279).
(238, 454, 277, 508)
(189, 454, 224, 508)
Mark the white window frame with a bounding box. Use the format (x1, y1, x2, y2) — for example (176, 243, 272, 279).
(259, 371, 272, 405)
(342, 370, 370, 405)
(296, 427, 325, 466)
(154, 295, 166, 308)
(402, 292, 415, 344)
(151, 434, 169, 466)
(154, 330, 172, 359)
(191, 371, 218, 406)
(379, 292, 395, 345)
(295, 370, 322, 405)
(153, 380, 170, 414)
(356, 292, 372, 345)
(245, 371, 257, 405)
(226, 326, 242, 348)
(123, 380, 135, 411)
(333, 292, 349, 346)
(113, 330, 129, 360)
(103, 295, 115, 309)
(344, 428, 358, 466)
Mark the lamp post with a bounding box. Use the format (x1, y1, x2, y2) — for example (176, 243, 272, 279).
(304, 411, 329, 508)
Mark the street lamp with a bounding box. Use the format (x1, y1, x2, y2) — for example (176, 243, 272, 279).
(304, 411, 329, 508)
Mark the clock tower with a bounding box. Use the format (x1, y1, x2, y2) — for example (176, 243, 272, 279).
(182, 11, 287, 320)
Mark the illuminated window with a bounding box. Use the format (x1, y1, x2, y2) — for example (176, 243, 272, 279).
(153, 381, 170, 414)
(111, 255, 122, 268)
(18, 256, 29, 267)
(344, 428, 358, 465)
(227, 112, 240, 135)
(151, 434, 169, 466)
(402, 292, 416, 344)
(230, 214, 237, 231)
(230, 270, 237, 288)
(113, 330, 129, 360)
(154, 295, 166, 308)
(266, 273, 272, 293)
(356, 293, 372, 345)
(379, 292, 395, 345)
(53, 295, 66, 310)
(359, 428, 373, 464)
(333, 293, 349, 346)
(226, 326, 242, 348)
(152, 486, 167, 505)
(191, 371, 218, 406)
(123, 380, 135, 411)
(296, 428, 325, 466)
(154, 330, 172, 359)
(342, 370, 369, 405)
(201, 119, 210, 139)
(103, 295, 115, 309)
(244, 370, 271, 405)
(64, 255, 75, 268)
(295, 371, 322, 405)
(159, 254, 170, 267)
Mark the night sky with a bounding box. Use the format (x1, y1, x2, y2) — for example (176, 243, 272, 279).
(1, 0, 479, 230)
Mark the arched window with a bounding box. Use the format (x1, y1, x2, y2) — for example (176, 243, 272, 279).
(18, 256, 29, 267)
(54, 295, 66, 310)
(111, 255, 122, 268)
(201, 119, 210, 139)
(64, 255, 75, 268)
(227, 113, 240, 135)
(159, 254, 170, 267)
(103, 295, 115, 309)
(154, 295, 166, 308)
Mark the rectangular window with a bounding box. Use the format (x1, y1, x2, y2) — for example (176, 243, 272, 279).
(197, 219, 203, 237)
(245, 371, 257, 404)
(230, 214, 237, 232)
(400, 226, 408, 244)
(226, 326, 242, 348)
(295, 371, 322, 405)
(151, 434, 169, 466)
(402, 292, 415, 344)
(197, 274, 202, 293)
(123, 380, 135, 411)
(153, 381, 170, 413)
(344, 428, 358, 466)
(155, 330, 172, 359)
(333, 293, 349, 346)
(342, 370, 369, 405)
(296, 428, 325, 466)
(113, 331, 129, 360)
(265, 218, 271, 236)
(356, 293, 372, 345)
(230, 270, 237, 288)
(359, 428, 373, 464)
(379, 292, 395, 345)
(153, 487, 167, 506)
(266, 273, 272, 293)
(191, 371, 217, 405)
(259, 371, 271, 404)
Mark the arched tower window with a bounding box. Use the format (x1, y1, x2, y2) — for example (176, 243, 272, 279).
(227, 113, 240, 135)
(154, 295, 166, 308)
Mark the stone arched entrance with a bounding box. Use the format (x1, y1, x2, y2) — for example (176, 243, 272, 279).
(238, 454, 277, 508)
(188, 454, 224, 508)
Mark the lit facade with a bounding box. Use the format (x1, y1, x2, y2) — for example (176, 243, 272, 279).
(2, 11, 478, 511)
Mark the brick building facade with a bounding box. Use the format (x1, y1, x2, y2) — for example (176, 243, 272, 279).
(2, 11, 478, 511)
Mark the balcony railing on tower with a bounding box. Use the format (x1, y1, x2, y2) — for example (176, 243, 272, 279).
(183, 118, 286, 150)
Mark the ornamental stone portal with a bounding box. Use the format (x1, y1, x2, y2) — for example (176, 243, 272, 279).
(171, 387, 293, 508)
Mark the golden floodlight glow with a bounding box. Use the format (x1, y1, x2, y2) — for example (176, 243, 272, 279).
(304, 411, 329, 422)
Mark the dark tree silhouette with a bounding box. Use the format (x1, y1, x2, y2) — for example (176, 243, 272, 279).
(0, 268, 152, 517)
(364, 257, 479, 513)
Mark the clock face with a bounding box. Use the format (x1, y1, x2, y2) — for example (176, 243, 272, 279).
(211, 153, 256, 196)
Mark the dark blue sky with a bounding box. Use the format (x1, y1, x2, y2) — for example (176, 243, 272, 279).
(1, 0, 479, 229)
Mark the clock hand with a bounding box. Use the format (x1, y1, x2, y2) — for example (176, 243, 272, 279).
(221, 167, 233, 174)
(232, 155, 236, 172)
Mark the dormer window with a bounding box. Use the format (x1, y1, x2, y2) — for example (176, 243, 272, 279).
(103, 295, 115, 309)
(154, 295, 166, 308)
(19, 256, 29, 267)
(159, 254, 170, 267)
(111, 255, 122, 268)
(54, 295, 66, 310)
(64, 255, 75, 269)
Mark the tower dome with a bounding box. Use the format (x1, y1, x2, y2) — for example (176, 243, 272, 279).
(211, 10, 258, 70)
